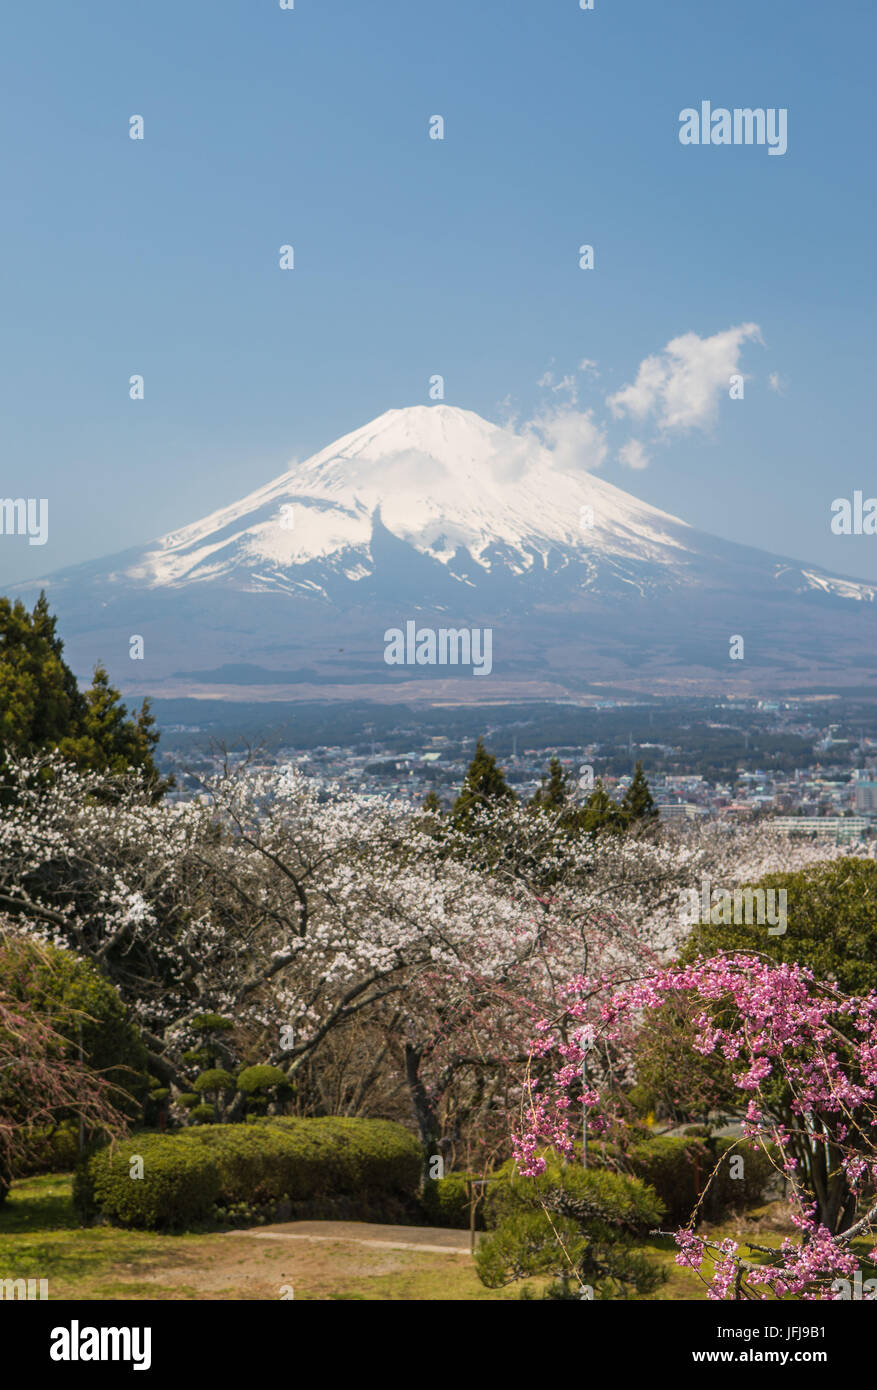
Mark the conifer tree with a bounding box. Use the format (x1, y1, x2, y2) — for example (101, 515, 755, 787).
(620, 761, 658, 827)
(452, 738, 515, 832)
(580, 778, 626, 834)
(530, 757, 570, 811)
(0, 594, 166, 792)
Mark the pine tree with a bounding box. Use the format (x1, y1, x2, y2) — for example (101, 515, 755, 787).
(0, 594, 167, 792)
(620, 761, 658, 827)
(0, 594, 83, 751)
(580, 778, 625, 834)
(452, 738, 515, 832)
(530, 757, 570, 811)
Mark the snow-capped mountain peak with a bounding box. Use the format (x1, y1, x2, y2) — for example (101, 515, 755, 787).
(128, 404, 692, 591)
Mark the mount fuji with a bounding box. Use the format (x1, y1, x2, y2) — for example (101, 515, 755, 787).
(15, 405, 877, 702)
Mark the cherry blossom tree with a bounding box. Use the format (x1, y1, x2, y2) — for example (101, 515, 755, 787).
(0, 752, 848, 1174)
(514, 952, 877, 1299)
(0, 936, 128, 1202)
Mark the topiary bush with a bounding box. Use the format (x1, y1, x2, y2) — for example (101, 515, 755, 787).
(193, 1070, 236, 1094)
(706, 1137, 779, 1217)
(627, 1136, 707, 1225)
(74, 1135, 222, 1229)
(420, 1171, 481, 1229)
(75, 1116, 422, 1230)
(249, 1116, 421, 1202)
(627, 1134, 777, 1225)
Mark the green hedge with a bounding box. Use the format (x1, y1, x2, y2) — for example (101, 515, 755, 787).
(627, 1135, 776, 1225)
(74, 1134, 221, 1229)
(420, 1172, 490, 1229)
(74, 1117, 421, 1230)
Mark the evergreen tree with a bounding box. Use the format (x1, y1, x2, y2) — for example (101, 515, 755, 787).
(452, 738, 515, 832)
(580, 778, 626, 834)
(0, 594, 82, 751)
(0, 594, 166, 792)
(620, 761, 658, 828)
(530, 757, 570, 811)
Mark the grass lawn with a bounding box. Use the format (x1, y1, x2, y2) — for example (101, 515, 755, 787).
(1, 1173, 863, 1301)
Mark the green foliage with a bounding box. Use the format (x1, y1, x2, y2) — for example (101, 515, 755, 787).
(476, 1157, 666, 1299)
(191, 1014, 234, 1033)
(74, 1134, 221, 1229)
(0, 594, 82, 756)
(632, 999, 737, 1127)
(626, 1136, 707, 1225)
(420, 1171, 491, 1229)
(190, 1104, 216, 1123)
(13, 1122, 80, 1177)
(579, 778, 627, 834)
(620, 761, 658, 826)
(451, 738, 516, 832)
(192, 1069, 236, 1094)
(0, 593, 166, 790)
(236, 1065, 289, 1094)
(626, 1134, 775, 1225)
(681, 857, 877, 996)
(709, 1138, 778, 1216)
(530, 758, 571, 811)
(0, 938, 150, 1122)
(177, 1093, 199, 1110)
(75, 1117, 422, 1230)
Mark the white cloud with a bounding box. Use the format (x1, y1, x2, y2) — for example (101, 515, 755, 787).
(618, 439, 650, 470)
(768, 371, 785, 394)
(538, 369, 578, 404)
(607, 323, 763, 433)
(578, 358, 600, 378)
(524, 407, 608, 473)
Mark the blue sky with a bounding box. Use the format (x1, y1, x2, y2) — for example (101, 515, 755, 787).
(2, 0, 875, 584)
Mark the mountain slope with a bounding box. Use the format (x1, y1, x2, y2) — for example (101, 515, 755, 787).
(14, 405, 877, 700)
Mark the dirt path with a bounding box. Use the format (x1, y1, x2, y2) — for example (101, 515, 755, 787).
(224, 1219, 473, 1256)
(124, 1220, 484, 1300)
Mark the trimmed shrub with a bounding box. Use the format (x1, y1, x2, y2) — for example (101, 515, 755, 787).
(74, 1135, 221, 1229)
(708, 1138, 778, 1216)
(627, 1134, 777, 1225)
(193, 1070, 236, 1094)
(421, 1172, 479, 1229)
(627, 1136, 707, 1225)
(249, 1116, 421, 1202)
(75, 1116, 422, 1230)
(237, 1065, 288, 1094)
